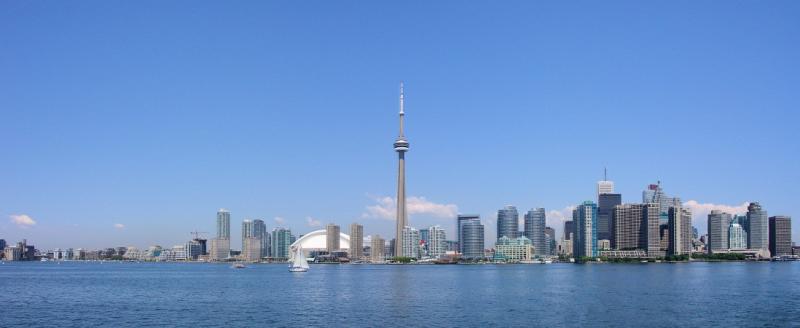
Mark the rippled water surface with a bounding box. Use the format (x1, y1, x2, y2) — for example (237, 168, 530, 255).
(1, 261, 799, 327)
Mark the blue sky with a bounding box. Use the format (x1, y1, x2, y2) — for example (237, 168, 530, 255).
(1, 1, 798, 249)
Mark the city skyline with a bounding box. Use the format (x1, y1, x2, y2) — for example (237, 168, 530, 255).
(2, 2, 800, 249)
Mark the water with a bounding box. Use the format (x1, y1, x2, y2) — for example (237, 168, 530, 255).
(1, 262, 799, 327)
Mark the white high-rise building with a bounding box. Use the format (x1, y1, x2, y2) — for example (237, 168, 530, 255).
(401, 226, 420, 259)
(427, 225, 447, 259)
(597, 168, 614, 196)
(729, 221, 747, 250)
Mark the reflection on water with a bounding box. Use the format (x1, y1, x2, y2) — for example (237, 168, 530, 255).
(0, 262, 798, 327)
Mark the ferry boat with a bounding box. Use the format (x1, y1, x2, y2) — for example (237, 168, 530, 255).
(289, 247, 309, 272)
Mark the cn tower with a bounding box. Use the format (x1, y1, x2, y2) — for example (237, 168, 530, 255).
(394, 82, 409, 257)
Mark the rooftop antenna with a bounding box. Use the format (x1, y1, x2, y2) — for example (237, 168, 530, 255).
(604, 167, 607, 181)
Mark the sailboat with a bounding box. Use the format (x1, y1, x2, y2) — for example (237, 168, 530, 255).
(289, 247, 309, 272)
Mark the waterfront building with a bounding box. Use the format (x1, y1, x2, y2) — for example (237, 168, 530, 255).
(326, 224, 341, 252)
(523, 208, 546, 256)
(394, 83, 410, 257)
(4, 246, 21, 261)
(613, 203, 660, 256)
(598, 193, 622, 242)
(729, 221, 747, 250)
(242, 219, 254, 252)
(545, 226, 556, 256)
(254, 219, 268, 259)
(217, 209, 230, 239)
(350, 223, 364, 260)
(564, 220, 575, 240)
(158, 245, 187, 261)
(401, 226, 420, 259)
(271, 228, 293, 259)
(573, 201, 598, 258)
(560, 237, 573, 256)
(598, 239, 611, 251)
(457, 215, 481, 254)
(707, 210, 733, 253)
(494, 236, 534, 262)
(242, 237, 262, 261)
(642, 183, 679, 224)
(769, 216, 792, 256)
(497, 205, 519, 240)
(461, 220, 485, 260)
(668, 205, 692, 255)
(0, 239, 5, 252)
(209, 239, 230, 260)
(747, 202, 768, 252)
(74, 248, 86, 260)
(370, 235, 385, 262)
(427, 225, 447, 259)
(185, 240, 204, 260)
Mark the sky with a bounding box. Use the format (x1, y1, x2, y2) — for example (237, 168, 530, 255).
(1, 1, 799, 250)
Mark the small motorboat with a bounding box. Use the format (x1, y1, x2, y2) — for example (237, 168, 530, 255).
(231, 263, 246, 269)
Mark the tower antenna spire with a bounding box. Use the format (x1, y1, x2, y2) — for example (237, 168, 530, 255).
(399, 81, 405, 137)
(604, 167, 607, 181)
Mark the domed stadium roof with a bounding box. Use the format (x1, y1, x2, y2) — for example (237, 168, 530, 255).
(290, 229, 351, 251)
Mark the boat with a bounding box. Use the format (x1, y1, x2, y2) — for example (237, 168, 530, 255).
(231, 263, 246, 269)
(289, 247, 309, 272)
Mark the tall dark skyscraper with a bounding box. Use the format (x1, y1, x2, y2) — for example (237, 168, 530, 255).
(747, 202, 768, 252)
(523, 208, 546, 256)
(598, 193, 622, 242)
(769, 216, 792, 257)
(497, 205, 519, 240)
(564, 220, 574, 240)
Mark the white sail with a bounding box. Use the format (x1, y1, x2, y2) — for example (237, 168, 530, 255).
(291, 247, 309, 270)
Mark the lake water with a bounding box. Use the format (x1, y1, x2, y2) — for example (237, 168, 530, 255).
(1, 262, 798, 327)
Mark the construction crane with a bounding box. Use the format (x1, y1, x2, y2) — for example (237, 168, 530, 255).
(190, 231, 208, 240)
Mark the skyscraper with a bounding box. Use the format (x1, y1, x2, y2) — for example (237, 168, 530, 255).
(707, 210, 733, 253)
(597, 168, 614, 196)
(523, 208, 546, 256)
(253, 219, 268, 260)
(729, 221, 747, 250)
(217, 209, 230, 239)
(401, 226, 420, 259)
(350, 223, 364, 260)
(326, 224, 341, 252)
(370, 235, 385, 262)
(747, 202, 768, 252)
(394, 83, 410, 257)
(461, 221, 485, 260)
(497, 205, 519, 240)
(457, 214, 480, 254)
(642, 182, 679, 224)
(668, 206, 692, 256)
(573, 201, 598, 258)
(563, 220, 574, 240)
(769, 216, 792, 257)
(242, 219, 254, 252)
(271, 228, 292, 259)
(242, 237, 261, 261)
(427, 225, 447, 259)
(544, 226, 556, 256)
(613, 203, 660, 256)
(598, 193, 622, 242)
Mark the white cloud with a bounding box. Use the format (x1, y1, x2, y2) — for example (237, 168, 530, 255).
(9, 214, 36, 227)
(114, 223, 125, 229)
(306, 217, 322, 227)
(362, 195, 458, 220)
(274, 217, 286, 226)
(683, 200, 750, 235)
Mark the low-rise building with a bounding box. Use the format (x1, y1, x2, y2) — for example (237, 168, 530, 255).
(494, 236, 534, 262)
